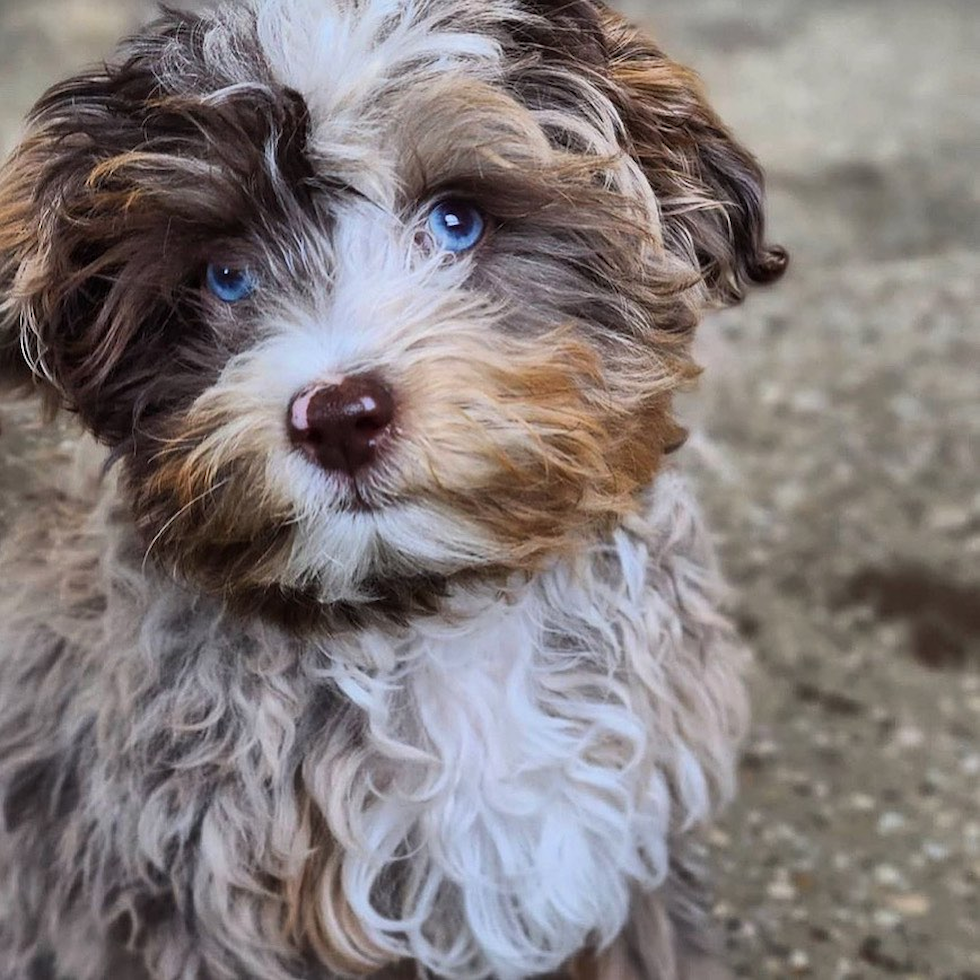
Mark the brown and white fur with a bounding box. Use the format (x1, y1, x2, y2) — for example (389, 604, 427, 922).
(0, 1, 786, 977)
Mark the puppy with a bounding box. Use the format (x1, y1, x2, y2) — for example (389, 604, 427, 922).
(0, 1, 786, 977)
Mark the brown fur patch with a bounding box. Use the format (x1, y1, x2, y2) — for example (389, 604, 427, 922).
(403, 328, 689, 568)
(564, 894, 677, 980)
(598, 7, 788, 303)
(384, 75, 704, 570)
(0, 137, 57, 394)
(508, 1, 787, 304)
(0, 11, 320, 441)
(132, 417, 297, 601)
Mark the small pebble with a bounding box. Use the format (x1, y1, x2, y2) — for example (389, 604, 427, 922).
(892, 726, 925, 749)
(848, 792, 877, 812)
(947, 876, 976, 899)
(767, 873, 797, 902)
(873, 908, 901, 929)
(788, 949, 811, 974)
(874, 864, 907, 889)
(927, 505, 970, 531)
(791, 389, 829, 413)
(877, 811, 906, 835)
(885, 892, 931, 916)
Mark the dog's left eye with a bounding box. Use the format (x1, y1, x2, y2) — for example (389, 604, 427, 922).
(427, 199, 486, 253)
(206, 263, 257, 303)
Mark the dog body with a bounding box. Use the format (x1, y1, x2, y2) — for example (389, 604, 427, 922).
(0, 1, 783, 976)
(0, 457, 742, 980)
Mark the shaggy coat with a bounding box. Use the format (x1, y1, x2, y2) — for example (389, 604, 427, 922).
(0, 0, 784, 977)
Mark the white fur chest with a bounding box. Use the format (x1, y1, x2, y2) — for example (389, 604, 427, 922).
(319, 476, 745, 979)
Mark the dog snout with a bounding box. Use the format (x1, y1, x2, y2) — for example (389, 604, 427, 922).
(288, 375, 395, 475)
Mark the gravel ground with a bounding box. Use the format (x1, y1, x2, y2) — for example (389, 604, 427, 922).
(1, 0, 977, 977)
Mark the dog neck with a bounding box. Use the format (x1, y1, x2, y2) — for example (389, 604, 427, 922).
(75, 465, 744, 978)
(273, 471, 744, 977)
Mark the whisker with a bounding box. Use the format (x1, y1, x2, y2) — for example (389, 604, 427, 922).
(141, 478, 231, 574)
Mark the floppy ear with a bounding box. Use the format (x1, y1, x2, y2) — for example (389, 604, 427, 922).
(598, 7, 787, 305)
(0, 139, 47, 395)
(0, 9, 314, 438)
(0, 28, 174, 410)
(0, 9, 207, 417)
(520, 0, 787, 306)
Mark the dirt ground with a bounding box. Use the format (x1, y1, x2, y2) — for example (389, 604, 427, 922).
(1, 0, 977, 977)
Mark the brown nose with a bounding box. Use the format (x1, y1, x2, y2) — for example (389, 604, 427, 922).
(288, 375, 395, 475)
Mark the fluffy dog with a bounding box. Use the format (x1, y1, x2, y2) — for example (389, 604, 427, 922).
(0, 1, 785, 977)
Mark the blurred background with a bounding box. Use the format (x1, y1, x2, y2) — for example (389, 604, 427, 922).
(1, 0, 977, 976)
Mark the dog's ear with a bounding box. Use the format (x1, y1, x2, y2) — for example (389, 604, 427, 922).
(0, 16, 190, 411)
(0, 140, 46, 395)
(0, 10, 312, 441)
(599, 9, 788, 304)
(519, 1, 788, 306)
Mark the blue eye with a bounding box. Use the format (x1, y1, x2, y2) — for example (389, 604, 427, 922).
(427, 199, 486, 253)
(206, 263, 256, 303)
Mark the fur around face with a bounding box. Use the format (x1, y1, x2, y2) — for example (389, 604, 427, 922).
(0, 0, 783, 977)
(0, 0, 784, 623)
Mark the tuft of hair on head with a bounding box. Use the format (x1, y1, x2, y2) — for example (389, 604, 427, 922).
(514, 0, 788, 306)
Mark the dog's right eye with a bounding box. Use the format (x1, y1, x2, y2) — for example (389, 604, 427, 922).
(427, 199, 486, 254)
(206, 263, 257, 303)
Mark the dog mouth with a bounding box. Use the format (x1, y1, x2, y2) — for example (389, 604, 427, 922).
(298, 458, 400, 515)
(343, 480, 386, 514)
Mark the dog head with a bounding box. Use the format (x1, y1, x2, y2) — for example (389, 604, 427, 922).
(0, 0, 785, 624)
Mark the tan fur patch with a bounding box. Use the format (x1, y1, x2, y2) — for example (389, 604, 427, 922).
(388, 320, 679, 571)
(134, 401, 297, 597)
(281, 797, 396, 976)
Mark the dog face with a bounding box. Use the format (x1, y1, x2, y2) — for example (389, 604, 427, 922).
(0, 0, 784, 621)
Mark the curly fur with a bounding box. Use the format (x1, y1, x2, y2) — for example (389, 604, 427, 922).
(0, 457, 744, 980)
(0, 0, 784, 976)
